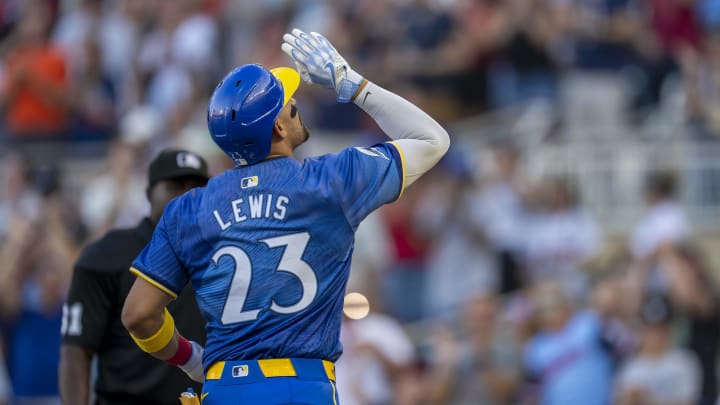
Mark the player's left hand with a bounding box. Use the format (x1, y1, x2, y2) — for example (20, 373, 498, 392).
(178, 341, 205, 383)
(281, 28, 364, 103)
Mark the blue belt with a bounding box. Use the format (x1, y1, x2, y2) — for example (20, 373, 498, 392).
(206, 358, 335, 384)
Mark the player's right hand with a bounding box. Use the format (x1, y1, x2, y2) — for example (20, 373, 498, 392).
(281, 28, 364, 103)
(178, 341, 205, 383)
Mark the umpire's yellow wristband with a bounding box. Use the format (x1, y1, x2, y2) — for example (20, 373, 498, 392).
(130, 308, 175, 353)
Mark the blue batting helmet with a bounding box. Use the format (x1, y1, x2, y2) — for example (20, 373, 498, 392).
(207, 64, 300, 166)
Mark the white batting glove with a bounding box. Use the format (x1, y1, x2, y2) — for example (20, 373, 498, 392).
(281, 28, 364, 103)
(178, 341, 205, 383)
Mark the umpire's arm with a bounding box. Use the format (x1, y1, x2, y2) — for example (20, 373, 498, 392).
(59, 346, 94, 405)
(59, 264, 115, 405)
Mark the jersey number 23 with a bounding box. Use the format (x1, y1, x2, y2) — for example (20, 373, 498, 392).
(211, 232, 317, 324)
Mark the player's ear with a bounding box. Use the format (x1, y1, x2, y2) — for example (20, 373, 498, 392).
(272, 119, 287, 140)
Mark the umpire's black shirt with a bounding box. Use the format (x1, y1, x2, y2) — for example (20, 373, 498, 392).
(62, 218, 206, 405)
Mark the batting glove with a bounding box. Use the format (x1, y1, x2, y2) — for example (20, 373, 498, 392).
(178, 341, 205, 383)
(281, 28, 364, 103)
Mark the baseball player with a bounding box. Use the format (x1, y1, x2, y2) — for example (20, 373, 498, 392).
(120, 29, 449, 404)
(59, 149, 209, 405)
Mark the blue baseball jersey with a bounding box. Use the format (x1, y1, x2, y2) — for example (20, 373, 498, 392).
(131, 142, 405, 369)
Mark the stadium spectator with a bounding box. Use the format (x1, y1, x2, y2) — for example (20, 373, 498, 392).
(615, 295, 701, 405)
(630, 172, 689, 257)
(698, 0, 720, 30)
(646, 0, 702, 56)
(589, 274, 637, 363)
(93, 0, 148, 111)
(677, 32, 720, 205)
(631, 0, 701, 116)
(0, 165, 82, 405)
(69, 38, 116, 141)
(488, 0, 559, 108)
(136, 1, 191, 130)
(0, 152, 40, 240)
(523, 176, 601, 300)
(345, 211, 392, 297)
(1, 1, 69, 140)
(393, 0, 509, 115)
(685, 30, 720, 137)
(337, 306, 416, 405)
(167, 0, 219, 78)
(420, 162, 498, 318)
(628, 172, 690, 308)
(51, 0, 103, 77)
(653, 244, 720, 405)
(475, 141, 527, 294)
(559, 0, 643, 131)
(378, 183, 430, 322)
(136, 0, 219, 137)
(523, 283, 615, 405)
(426, 293, 520, 405)
(79, 140, 148, 238)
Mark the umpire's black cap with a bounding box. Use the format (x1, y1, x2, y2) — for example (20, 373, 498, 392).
(148, 149, 209, 186)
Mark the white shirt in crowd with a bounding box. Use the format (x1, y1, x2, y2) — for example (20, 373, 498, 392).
(476, 181, 525, 252)
(423, 190, 498, 316)
(616, 349, 701, 405)
(337, 313, 415, 405)
(630, 200, 690, 259)
(52, 4, 139, 82)
(347, 211, 391, 293)
(0, 190, 40, 239)
(523, 208, 601, 298)
(80, 174, 148, 233)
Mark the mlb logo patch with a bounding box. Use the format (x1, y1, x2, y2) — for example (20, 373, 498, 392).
(241, 176, 259, 189)
(232, 365, 249, 378)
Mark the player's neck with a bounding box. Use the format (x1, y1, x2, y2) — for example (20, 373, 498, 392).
(266, 143, 295, 160)
(266, 152, 293, 159)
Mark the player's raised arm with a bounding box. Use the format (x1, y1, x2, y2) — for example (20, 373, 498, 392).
(282, 29, 450, 187)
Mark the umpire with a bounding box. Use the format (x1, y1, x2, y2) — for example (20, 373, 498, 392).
(59, 149, 209, 405)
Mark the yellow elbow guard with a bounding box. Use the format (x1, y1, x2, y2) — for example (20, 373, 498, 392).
(130, 308, 175, 353)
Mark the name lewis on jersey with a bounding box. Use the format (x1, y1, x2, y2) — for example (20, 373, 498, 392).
(213, 193, 290, 231)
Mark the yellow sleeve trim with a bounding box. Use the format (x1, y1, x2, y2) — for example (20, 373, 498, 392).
(130, 267, 178, 299)
(388, 141, 407, 200)
(130, 308, 175, 353)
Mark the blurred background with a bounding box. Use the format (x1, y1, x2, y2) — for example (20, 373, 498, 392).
(1, 0, 720, 404)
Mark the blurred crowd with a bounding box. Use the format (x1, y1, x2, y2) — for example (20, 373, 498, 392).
(3, 0, 720, 144)
(1, 0, 720, 404)
(344, 143, 719, 405)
